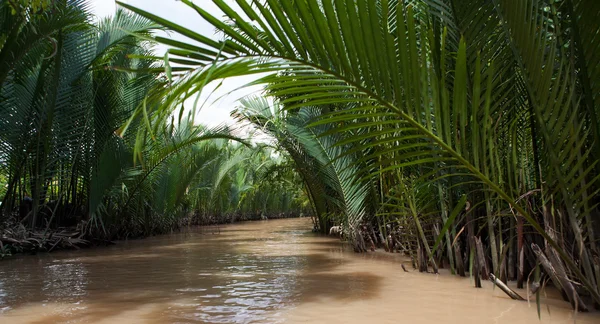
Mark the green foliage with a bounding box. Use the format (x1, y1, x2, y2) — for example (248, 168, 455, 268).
(118, 0, 600, 307)
(0, 1, 307, 243)
(2, 0, 598, 310)
(234, 96, 372, 235)
(183, 136, 309, 224)
(7, 0, 53, 15)
(0, 173, 7, 200)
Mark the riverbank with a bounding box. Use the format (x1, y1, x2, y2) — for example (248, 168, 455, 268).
(0, 218, 598, 323)
(0, 213, 305, 259)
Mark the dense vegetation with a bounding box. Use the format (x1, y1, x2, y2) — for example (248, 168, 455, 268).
(1, 0, 600, 313)
(0, 1, 308, 255)
(117, 0, 600, 311)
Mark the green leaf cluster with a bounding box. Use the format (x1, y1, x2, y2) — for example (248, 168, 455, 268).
(117, 0, 600, 306)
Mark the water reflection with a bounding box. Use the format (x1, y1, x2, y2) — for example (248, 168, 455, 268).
(0, 218, 598, 323)
(0, 219, 337, 323)
(43, 262, 88, 301)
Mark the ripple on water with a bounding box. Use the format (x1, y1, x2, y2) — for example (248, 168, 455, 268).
(176, 288, 207, 292)
(1, 218, 599, 324)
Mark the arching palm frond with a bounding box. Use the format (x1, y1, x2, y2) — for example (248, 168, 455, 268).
(118, 0, 600, 303)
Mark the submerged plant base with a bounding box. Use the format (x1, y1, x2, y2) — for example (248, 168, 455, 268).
(0, 223, 108, 258)
(0, 213, 306, 258)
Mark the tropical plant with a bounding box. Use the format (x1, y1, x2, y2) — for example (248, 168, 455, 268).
(0, 0, 168, 231)
(118, 0, 600, 308)
(0, 0, 306, 245)
(234, 96, 373, 248)
(185, 136, 309, 225)
(6, 0, 53, 15)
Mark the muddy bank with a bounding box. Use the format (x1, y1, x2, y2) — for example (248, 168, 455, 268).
(0, 213, 305, 259)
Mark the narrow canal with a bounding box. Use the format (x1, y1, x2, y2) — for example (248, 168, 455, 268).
(0, 218, 597, 323)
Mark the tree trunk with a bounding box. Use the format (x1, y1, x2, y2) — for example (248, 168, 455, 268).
(517, 214, 524, 288)
(499, 244, 509, 283)
(508, 216, 516, 280)
(471, 236, 481, 288)
(419, 242, 428, 272)
(486, 201, 499, 274)
(454, 243, 466, 277)
(475, 236, 489, 280)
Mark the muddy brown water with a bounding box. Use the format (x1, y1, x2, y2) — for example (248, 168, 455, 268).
(0, 218, 598, 323)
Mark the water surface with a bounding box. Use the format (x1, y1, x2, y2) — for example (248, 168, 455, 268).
(0, 218, 597, 323)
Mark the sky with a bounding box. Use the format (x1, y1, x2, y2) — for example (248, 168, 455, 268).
(91, 0, 264, 127)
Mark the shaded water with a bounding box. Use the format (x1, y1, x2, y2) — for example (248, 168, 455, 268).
(0, 218, 598, 323)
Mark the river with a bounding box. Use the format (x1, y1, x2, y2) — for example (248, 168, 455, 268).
(0, 218, 597, 323)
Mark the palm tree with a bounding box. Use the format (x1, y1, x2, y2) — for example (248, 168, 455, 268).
(118, 0, 600, 308)
(183, 134, 308, 225)
(0, 1, 167, 231)
(234, 96, 373, 249)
